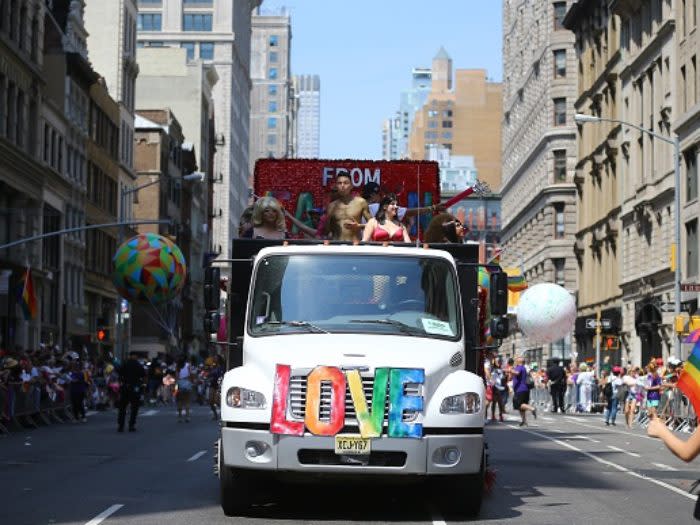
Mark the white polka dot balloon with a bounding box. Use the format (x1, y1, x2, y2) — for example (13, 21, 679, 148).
(516, 283, 576, 343)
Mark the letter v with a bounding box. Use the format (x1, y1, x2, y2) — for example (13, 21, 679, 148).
(346, 368, 389, 438)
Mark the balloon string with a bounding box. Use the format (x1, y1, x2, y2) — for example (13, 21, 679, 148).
(145, 294, 174, 336)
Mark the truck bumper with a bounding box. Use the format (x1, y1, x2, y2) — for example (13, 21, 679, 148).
(221, 425, 483, 475)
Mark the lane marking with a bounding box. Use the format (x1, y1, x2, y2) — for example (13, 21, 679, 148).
(606, 445, 640, 457)
(564, 416, 585, 422)
(542, 416, 555, 421)
(187, 450, 207, 462)
(431, 515, 447, 525)
(555, 417, 658, 441)
(509, 425, 694, 500)
(573, 434, 600, 443)
(85, 504, 124, 525)
(86, 411, 97, 417)
(653, 462, 679, 472)
(141, 410, 158, 416)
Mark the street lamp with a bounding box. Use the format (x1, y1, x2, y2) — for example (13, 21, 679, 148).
(115, 172, 206, 359)
(574, 113, 682, 361)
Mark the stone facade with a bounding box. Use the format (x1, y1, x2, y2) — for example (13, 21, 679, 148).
(501, 0, 579, 364)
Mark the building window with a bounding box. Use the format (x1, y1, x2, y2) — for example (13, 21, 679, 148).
(554, 149, 567, 182)
(687, 219, 698, 277)
(553, 258, 566, 286)
(183, 0, 212, 5)
(181, 42, 195, 60)
(139, 0, 163, 4)
(267, 134, 276, 146)
(442, 120, 452, 128)
(553, 97, 566, 126)
(687, 147, 698, 202)
(553, 2, 567, 30)
(441, 131, 453, 140)
(137, 13, 162, 31)
(443, 109, 453, 118)
(269, 35, 278, 46)
(692, 55, 698, 106)
(269, 51, 278, 63)
(428, 120, 438, 129)
(267, 117, 277, 129)
(200, 42, 214, 59)
(554, 49, 566, 78)
(268, 67, 278, 79)
(183, 13, 212, 31)
(554, 203, 565, 239)
(268, 100, 278, 112)
(268, 84, 278, 96)
(682, 65, 687, 112)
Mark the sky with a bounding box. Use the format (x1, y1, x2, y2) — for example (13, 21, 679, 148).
(277, 0, 503, 160)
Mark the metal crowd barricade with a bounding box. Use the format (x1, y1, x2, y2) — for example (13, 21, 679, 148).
(0, 382, 74, 435)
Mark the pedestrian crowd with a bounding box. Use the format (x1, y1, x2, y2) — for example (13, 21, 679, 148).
(0, 345, 224, 434)
(483, 353, 694, 431)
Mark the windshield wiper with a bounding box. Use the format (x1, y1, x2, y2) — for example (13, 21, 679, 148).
(262, 320, 329, 334)
(349, 319, 424, 336)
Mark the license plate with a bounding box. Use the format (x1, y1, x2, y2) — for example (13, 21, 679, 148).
(334, 435, 371, 455)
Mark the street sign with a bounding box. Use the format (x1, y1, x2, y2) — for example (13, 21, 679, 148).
(659, 302, 676, 313)
(681, 283, 700, 292)
(586, 318, 611, 329)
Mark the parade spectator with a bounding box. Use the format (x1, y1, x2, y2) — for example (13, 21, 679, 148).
(489, 357, 507, 422)
(243, 196, 289, 240)
(176, 357, 194, 422)
(509, 356, 537, 426)
(645, 361, 663, 418)
(622, 367, 640, 429)
(604, 366, 623, 426)
(362, 193, 410, 243)
(546, 360, 566, 413)
(576, 363, 595, 413)
(69, 361, 89, 422)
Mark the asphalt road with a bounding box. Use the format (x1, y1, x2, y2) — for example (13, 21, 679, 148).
(1, 405, 698, 525)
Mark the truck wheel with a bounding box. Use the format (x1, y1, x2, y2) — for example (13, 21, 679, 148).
(219, 440, 251, 516)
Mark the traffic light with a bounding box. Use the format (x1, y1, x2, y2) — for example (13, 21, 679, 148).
(603, 335, 619, 351)
(490, 316, 509, 340)
(204, 266, 221, 311)
(490, 271, 508, 316)
(96, 328, 110, 342)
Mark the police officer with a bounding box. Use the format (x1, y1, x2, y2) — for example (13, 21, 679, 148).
(117, 351, 146, 432)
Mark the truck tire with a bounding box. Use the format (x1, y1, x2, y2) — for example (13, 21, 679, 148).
(219, 439, 251, 516)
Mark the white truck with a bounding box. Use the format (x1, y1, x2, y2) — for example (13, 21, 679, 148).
(214, 239, 509, 517)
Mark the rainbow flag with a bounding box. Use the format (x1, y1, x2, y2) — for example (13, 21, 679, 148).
(679, 329, 700, 414)
(18, 267, 37, 320)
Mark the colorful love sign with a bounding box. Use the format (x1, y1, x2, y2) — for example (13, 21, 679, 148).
(270, 364, 424, 439)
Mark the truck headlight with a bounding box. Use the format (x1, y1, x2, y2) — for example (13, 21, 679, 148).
(226, 387, 266, 409)
(440, 392, 481, 414)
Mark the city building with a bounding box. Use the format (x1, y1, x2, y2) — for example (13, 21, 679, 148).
(0, 0, 48, 351)
(294, 74, 320, 158)
(383, 68, 432, 161)
(85, 0, 139, 357)
(131, 109, 189, 356)
(674, 0, 700, 361)
(408, 48, 502, 192)
(500, 0, 578, 365)
(136, 0, 260, 262)
(135, 47, 218, 351)
(249, 8, 293, 173)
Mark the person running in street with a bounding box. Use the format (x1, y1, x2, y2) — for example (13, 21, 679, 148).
(117, 352, 145, 432)
(546, 360, 567, 414)
(509, 356, 537, 426)
(176, 357, 194, 422)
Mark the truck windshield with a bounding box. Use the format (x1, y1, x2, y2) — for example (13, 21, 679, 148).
(249, 254, 460, 340)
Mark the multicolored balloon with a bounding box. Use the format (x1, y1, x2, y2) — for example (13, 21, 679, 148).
(112, 233, 187, 304)
(516, 283, 576, 343)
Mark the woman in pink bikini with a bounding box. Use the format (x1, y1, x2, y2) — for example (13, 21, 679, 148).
(362, 193, 410, 243)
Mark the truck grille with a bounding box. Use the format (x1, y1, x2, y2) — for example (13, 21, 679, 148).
(288, 373, 421, 423)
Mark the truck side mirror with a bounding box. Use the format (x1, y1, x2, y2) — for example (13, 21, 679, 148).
(490, 271, 508, 315)
(490, 316, 509, 339)
(204, 266, 221, 311)
(226, 336, 244, 370)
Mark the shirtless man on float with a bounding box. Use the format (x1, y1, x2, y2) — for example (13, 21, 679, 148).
(325, 172, 372, 241)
